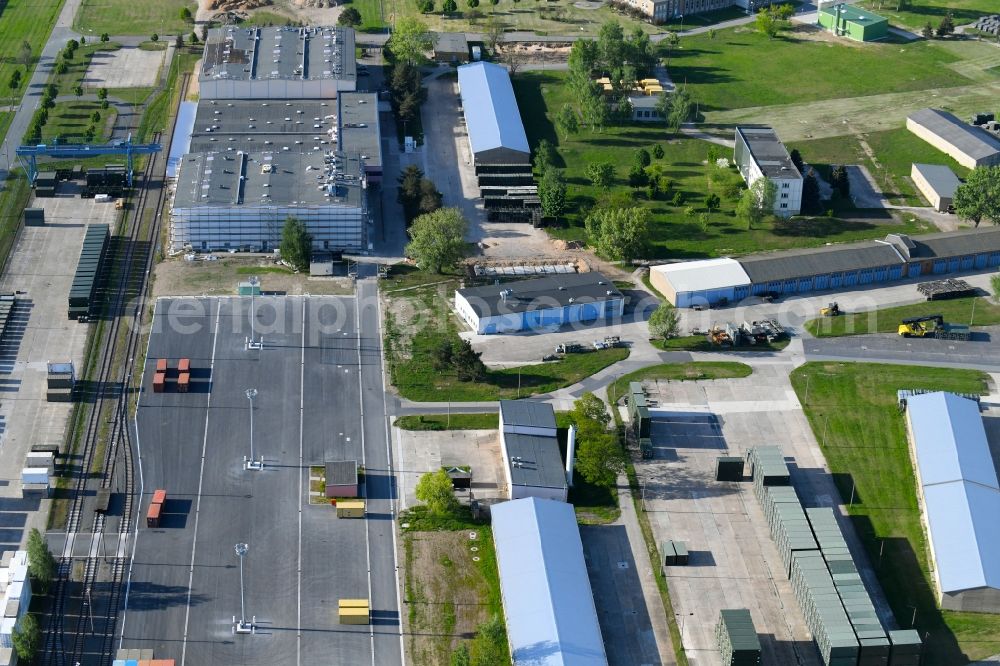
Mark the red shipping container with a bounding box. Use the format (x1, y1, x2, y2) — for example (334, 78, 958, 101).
(177, 372, 190, 393)
(178, 358, 190, 373)
(152, 489, 167, 505)
(153, 372, 165, 393)
(146, 502, 161, 528)
(155, 358, 167, 373)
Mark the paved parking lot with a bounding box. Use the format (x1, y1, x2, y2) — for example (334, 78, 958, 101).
(85, 46, 167, 89)
(394, 428, 506, 509)
(634, 361, 894, 666)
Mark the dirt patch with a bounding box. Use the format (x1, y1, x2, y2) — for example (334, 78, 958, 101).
(152, 255, 354, 298)
(403, 530, 494, 665)
(187, 59, 202, 101)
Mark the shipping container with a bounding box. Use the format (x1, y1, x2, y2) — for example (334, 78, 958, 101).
(177, 372, 190, 393)
(146, 502, 161, 528)
(152, 489, 167, 505)
(338, 599, 370, 624)
(153, 372, 165, 393)
(21, 468, 49, 485)
(336, 500, 365, 518)
(156, 358, 167, 373)
(178, 358, 190, 373)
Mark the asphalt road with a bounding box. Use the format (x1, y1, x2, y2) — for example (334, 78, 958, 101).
(122, 294, 402, 665)
(804, 328, 1000, 371)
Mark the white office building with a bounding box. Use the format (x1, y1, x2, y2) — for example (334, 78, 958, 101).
(735, 126, 803, 217)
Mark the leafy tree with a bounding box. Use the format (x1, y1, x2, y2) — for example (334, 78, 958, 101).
(484, 17, 505, 53)
(280, 217, 311, 270)
(648, 302, 680, 339)
(398, 165, 441, 223)
(789, 148, 804, 174)
(533, 138, 558, 174)
(388, 17, 433, 65)
(628, 164, 648, 188)
(415, 469, 460, 516)
(568, 39, 599, 82)
(936, 13, 954, 37)
(101, 33, 111, 43)
(12, 614, 40, 663)
(736, 178, 776, 229)
(660, 32, 679, 67)
(442, 0, 458, 11)
(191, 31, 200, 44)
(581, 90, 608, 131)
(626, 26, 656, 75)
(101, 99, 109, 110)
(598, 20, 627, 69)
(756, 7, 780, 39)
(574, 416, 626, 487)
(802, 168, 821, 214)
(17, 40, 32, 66)
(657, 85, 694, 134)
(671, 191, 684, 206)
(27, 529, 56, 594)
(830, 165, 850, 198)
(80, 36, 87, 45)
(634, 148, 651, 169)
(91, 110, 101, 124)
(467, 0, 480, 10)
(151, 33, 159, 43)
(991, 274, 1000, 301)
(724, 179, 745, 202)
(73, 84, 83, 97)
(652, 144, 664, 160)
(452, 339, 486, 381)
(922, 22, 934, 39)
(7, 71, 21, 107)
(176, 34, 185, 48)
(418, 0, 435, 13)
(572, 391, 610, 429)
(180, 6, 193, 22)
(406, 207, 468, 273)
(705, 193, 721, 212)
(556, 103, 579, 135)
(538, 168, 567, 219)
(585, 207, 649, 262)
(698, 212, 710, 232)
(55, 61, 68, 75)
(953, 165, 1000, 228)
(708, 27, 717, 39)
(98, 87, 108, 101)
(586, 162, 615, 189)
(775, 3, 795, 20)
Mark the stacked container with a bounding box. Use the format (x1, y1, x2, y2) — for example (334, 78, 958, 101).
(68, 224, 110, 320)
(154, 358, 167, 394)
(790, 550, 860, 666)
(759, 486, 818, 577)
(147, 489, 166, 528)
(807, 508, 889, 666)
(887, 629, 922, 666)
(178, 358, 191, 393)
(747, 446, 791, 504)
(716, 456, 745, 482)
(715, 609, 761, 666)
(34, 171, 56, 198)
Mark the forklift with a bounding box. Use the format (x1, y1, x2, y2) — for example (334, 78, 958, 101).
(897, 314, 970, 341)
(820, 302, 841, 317)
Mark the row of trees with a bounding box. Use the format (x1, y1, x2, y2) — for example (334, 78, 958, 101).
(398, 165, 442, 224)
(384, 19, 433, 137)
(922, 14, 955, 39)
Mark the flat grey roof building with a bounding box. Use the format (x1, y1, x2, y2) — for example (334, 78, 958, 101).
(325, 460, 358, 486)
(189, 99, 338, 153)
(735, 127, 802, 179)
(504, 433, 567, 491)
(911, 163, 961, 199)
(887, 228, 1000, 260)
(738, 242, 902, 284)
(338, 92, 382, 182)
(907, 108, 1000, 169)
(200, 26, 357, 99)
(456, 272, 623, 319)
(500, 400, 558, 431)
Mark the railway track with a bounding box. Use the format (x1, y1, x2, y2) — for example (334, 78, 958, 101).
(40, 121, 170, 666)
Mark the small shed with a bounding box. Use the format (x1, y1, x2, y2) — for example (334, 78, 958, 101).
(433, 32, 469, 63)
(444, 466, 472, 489)
(911, 163, 961, 213)
(325, 460, 359, 498)
(310, 251, 334, 276)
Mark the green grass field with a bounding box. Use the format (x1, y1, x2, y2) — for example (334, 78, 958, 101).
(804, 295, 1000, 337)
(790, 363, 1000, 664)
(74, 0, 196, 36)
(42, 101, 114, 143)
(791, 129, 971, 206)
(670, 26, 969, 113)
(568, 475, 620, 524)
(608, 362, 752, 402)
(513, 71, 930, 259)
(858, 0, 997, 29)
(394, 413, 498, 430)
(652, 335, 790, 352)
(0, 0, 64, 109)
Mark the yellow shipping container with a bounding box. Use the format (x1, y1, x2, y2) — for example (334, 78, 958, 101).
(339, 607, 370, 625)
(339, 599, 370, 608)
(337, 500, 365, 518)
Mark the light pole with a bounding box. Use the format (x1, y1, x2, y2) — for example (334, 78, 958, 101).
(245, 388, 262, 470)
(233, 542, 255, 634)
(247, 275, 262, 350)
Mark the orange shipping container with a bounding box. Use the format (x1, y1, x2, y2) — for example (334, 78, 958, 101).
(156, 358, 167, 373)
(152, 489, 167, 505)
(178, 358, 190, 373)
(177, 372, 190, 393)
(153, 372, 165, 393)
(149, 661, 175, 666)
(146, 502, 161, 528)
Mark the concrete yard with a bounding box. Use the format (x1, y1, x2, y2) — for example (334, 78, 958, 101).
(122, 291, 401, 665)
(394, 428, 505, 509)
(634, 362, 894, 666)
(85, 46, 167, 89)
(0, 193, 119, 551)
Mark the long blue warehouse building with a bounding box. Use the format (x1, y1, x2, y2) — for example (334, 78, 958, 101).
(650, 228, 1000, 307)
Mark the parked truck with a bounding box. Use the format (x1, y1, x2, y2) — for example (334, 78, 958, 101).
(555, 342, 585, 354)
(897, 315, 970, 341)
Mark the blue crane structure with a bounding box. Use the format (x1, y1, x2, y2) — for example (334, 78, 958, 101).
(15, 136, 162, 187)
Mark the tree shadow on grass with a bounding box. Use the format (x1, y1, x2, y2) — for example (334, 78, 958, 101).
(771, 216, 879, 238)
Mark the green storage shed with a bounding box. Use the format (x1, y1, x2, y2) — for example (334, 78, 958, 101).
(818, 4, 888, 42)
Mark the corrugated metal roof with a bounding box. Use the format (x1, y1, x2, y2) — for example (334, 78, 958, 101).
(500, 400, 557, 430)
(738, 242, 902, 284)
(457, 272, 622, 319)
(906, 227, 1000, 259)
(457, 62, 530, 156)
(492, 498, 608, 666)
(907, 392, 1000, 594)
(923, 481, 1000, 593)
(911, 163, 961, 199)
(908, 108, 1000, 162)
(907, 392, 997, 489)
(651, 258, 751, 293)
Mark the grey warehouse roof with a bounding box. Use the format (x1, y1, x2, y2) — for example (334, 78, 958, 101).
(738, 241, 902, 284)
(912, 163, 961, 199)
(457, 272, 623, 318)
(338, 92, 382, 173)
(500, 399, 557, 430)
(189, 99, 338, 153)
(202, 25, 356, 83)
(491, 497, 608, 666)
(908, 108, 1000, 162)
(173, 150, 363, 209)
(737, 126, 802, 179)
(907, 392, 1000, 594)
(895, 227, 1000, 260)
(457, 62, 530, 156)
(505, 433, 567, 490)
